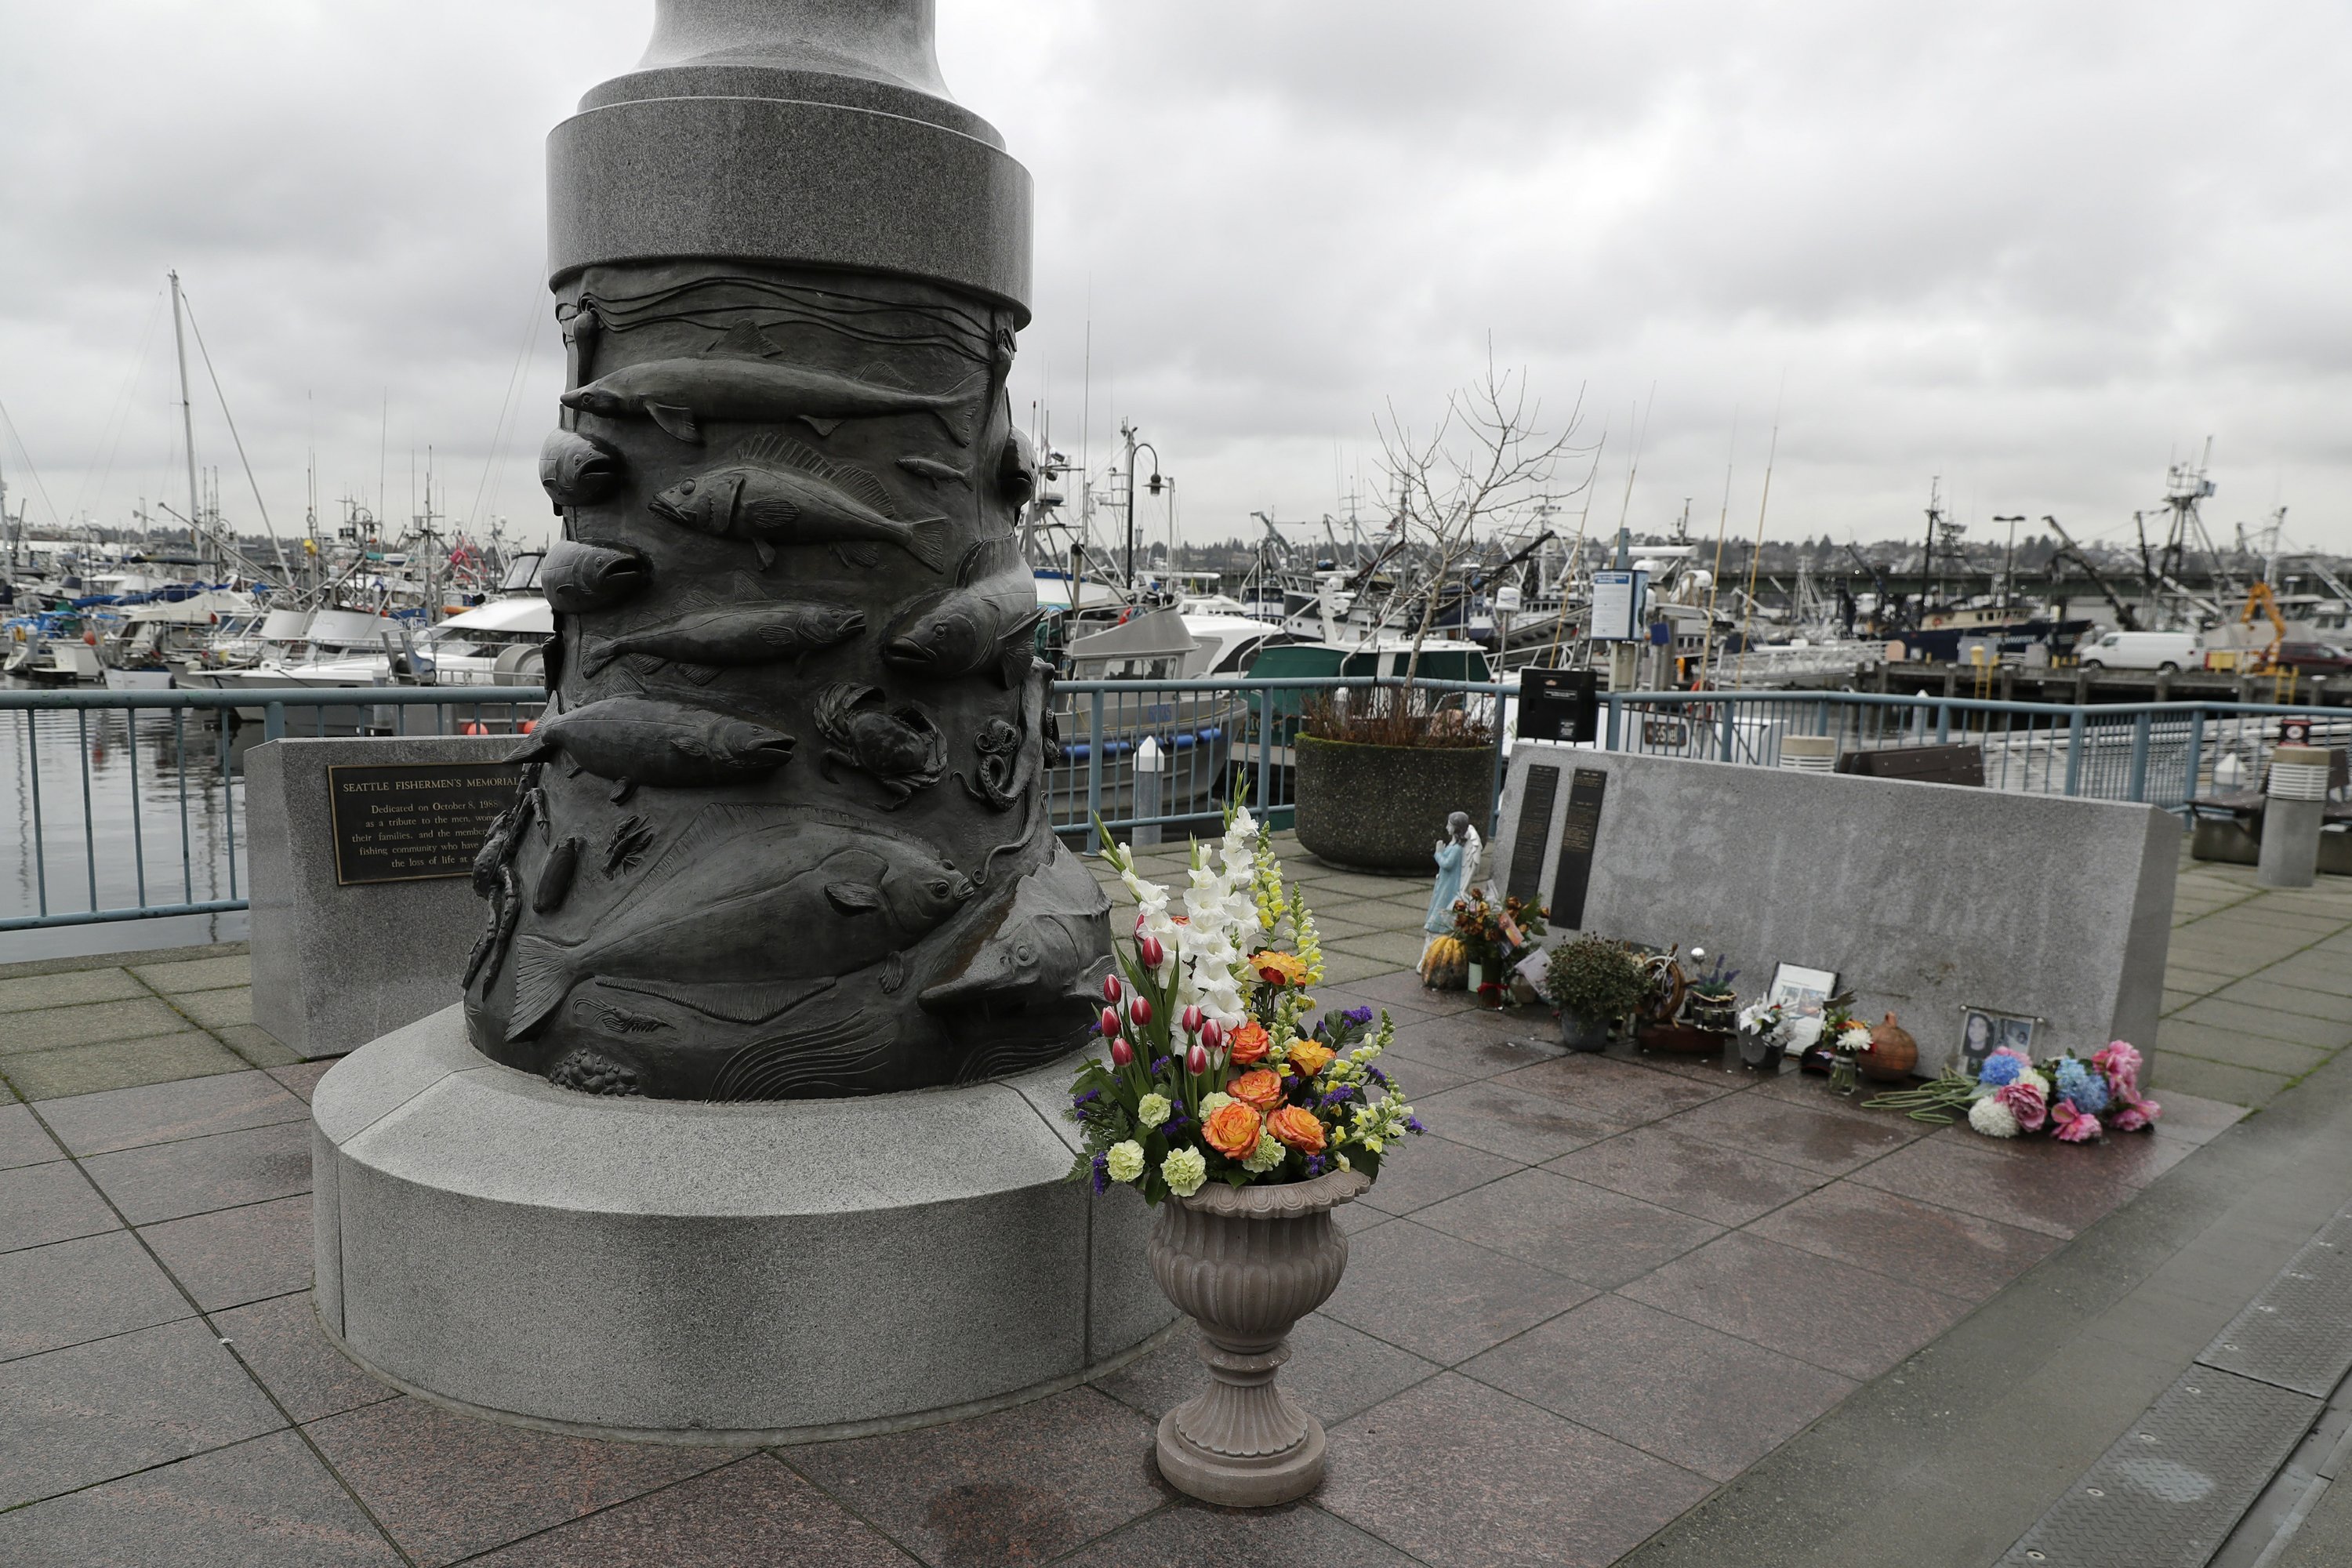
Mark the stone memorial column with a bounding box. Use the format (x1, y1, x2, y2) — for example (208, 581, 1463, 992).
(465, 0, 1110, 1098)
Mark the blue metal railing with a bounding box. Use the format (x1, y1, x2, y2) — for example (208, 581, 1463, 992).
(4, 678, 2343, 934)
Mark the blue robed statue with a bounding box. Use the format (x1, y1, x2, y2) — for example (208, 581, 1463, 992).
(1422, 811, 1484, 935)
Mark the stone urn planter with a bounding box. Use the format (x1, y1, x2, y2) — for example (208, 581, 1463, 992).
(1293, 735, 1495, 873)
(1559, 1010, 1611, 1053)
(1147, 1166, 1371, 1505)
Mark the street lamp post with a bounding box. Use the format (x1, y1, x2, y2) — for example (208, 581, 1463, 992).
(1120, 419, 1162, 590)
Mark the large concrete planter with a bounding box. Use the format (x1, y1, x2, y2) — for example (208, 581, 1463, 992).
(1147, 1166, 1370, 1506)
(1293, 735, 1496, 873)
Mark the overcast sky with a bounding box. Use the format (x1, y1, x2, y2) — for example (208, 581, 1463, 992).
(2, 1, 2347, 564)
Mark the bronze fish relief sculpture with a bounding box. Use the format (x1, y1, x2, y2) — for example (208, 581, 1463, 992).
(883, 534, 1042, 689)
(516, 696, 793, 800)
(538, 430, 625, 510)
(580, 596, 866, 685)
(815, 684, 946, 808)
(559, 321, 982, 447)
(503, 807, 975, 1038)
(648, 434, 952, 572)
(540, 540, 651, 615)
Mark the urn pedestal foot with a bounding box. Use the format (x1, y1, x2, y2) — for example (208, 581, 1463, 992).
(1156, 1406, 1327, 1507)
(1153, 1330, 1326, 1505)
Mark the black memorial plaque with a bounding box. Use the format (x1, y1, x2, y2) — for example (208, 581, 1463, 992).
(1507, 764, 1559, 905)
(328, 763, 525, 886)
(1548, 767, 1609, 930)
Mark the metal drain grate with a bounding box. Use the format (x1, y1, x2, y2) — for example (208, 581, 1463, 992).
(2197, 1214, 2352, 1399)
(2001, 1369, 2319, 1567)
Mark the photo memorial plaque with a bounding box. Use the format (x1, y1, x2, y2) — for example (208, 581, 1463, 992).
(328, 763, 528, 886)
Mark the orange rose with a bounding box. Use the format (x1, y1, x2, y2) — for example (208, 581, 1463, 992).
(1285, 1040, 1335, 1078)
(1227, 1068, 1287, 1114)
(1226, 1020, 1272, 1066)
(1201, 1102, 1264, 1161)
(1267, 1105, 1327, 1154)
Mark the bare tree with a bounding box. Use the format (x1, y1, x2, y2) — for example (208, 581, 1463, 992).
(1375, 350, 1598, 698)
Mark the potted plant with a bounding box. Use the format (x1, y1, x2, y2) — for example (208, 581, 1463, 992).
(1069, 806, 1425, 1507)
(1293, 690, 1500, 872)
(1544, 936, 1647, 1053)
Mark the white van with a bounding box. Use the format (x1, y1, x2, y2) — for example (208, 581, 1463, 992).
(2077, 630, 2198, 672)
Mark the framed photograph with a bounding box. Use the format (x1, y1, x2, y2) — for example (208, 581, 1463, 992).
(1766, 963, 1838, 1018)
(1958, 1007, 2039, 1077)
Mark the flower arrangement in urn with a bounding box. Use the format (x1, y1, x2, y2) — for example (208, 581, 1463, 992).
(1065, 804, 1423, 1506)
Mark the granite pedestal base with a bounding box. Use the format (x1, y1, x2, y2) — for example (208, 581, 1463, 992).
(311, 1007, 1173, 1443)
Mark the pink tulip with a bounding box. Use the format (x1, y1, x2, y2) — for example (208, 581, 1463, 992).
(1110, 1038, 1134, 1067)
(1098, 1007, 1120, 1037)
(1127, 997, 1152, 1029)
(1200, 1018, 1223, 1051)
(1181, 1004, 1205, 1036)
(1186, 1044, 1209, 1074)
(1102, 974, 1123, 1004)
(1138, 935, 1167, 970)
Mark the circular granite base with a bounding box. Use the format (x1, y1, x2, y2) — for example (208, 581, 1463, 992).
(310, 1006, 1175, 1441)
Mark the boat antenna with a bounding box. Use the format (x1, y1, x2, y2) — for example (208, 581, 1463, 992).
(169, 271, 204, 572)
(1699, 405, 1740, 684)
(1733, 376, 1785, 688)
(179, 286, 296, 587)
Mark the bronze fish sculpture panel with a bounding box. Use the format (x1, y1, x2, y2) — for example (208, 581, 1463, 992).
(518, 697, 793, 797)
(538, 429, 625, 510)
(580, 600, 866, 684)
(541, 540, 652, 615)
(896, 455, 971, 490)
(648, 434, 952, 573)
(883, 533, 1042, 688)
(504, 807, 975, 1036)
(559, 321, 980, 447)
(815, 684, 946, 808)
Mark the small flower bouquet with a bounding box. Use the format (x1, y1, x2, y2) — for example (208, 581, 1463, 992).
(1450, 889, 1506, 970)
(1864, 1040, 2161, 1139)
(1065, 807, 1425, 1203)
(1826, 1011, 1875, 1094)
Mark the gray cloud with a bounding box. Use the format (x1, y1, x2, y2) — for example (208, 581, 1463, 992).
(2, 1, 2345, 563)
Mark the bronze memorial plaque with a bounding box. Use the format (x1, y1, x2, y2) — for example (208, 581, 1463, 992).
(1548, 767, 1609, 930)
(328, 763, 527, 886)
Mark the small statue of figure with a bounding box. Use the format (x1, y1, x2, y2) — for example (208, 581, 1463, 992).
(1422, 811, 1483, 935)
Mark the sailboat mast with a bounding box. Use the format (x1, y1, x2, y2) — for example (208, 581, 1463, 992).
(169, 271, 204, 571)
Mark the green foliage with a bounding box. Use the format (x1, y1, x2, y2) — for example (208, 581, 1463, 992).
(1544, 936, 1646, 1021)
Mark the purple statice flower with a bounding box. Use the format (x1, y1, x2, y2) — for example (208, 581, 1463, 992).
(1090, 1152, 1109, 1195)
(1344, 1005, 1375, 1025)
(1151, 1056, 1173, 1076)
(1071, 1088, 1102, 1109)
(1305, 1156, 1325, 1177)
(1318, 1085, 1356, 1108)
(1368, 1068, 1391, 1088)
(1405, 1116, 1427, 1134)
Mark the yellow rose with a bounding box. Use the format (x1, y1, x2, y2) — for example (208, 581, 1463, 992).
(1285, 1040, 1335, 1078)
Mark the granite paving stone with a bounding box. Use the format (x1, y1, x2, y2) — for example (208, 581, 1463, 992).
(2253, 950, 2352, 992)
(0, 1100, 58, 1168)
(0, 1319, 286, 1511)
(469, 1456, 916, 1566)
(1096, 1311, 1439, 1428)
(2210, 978, 2352, 1024)
(0, 967, 145, 1014)
(213, 1291, 400, 1424)
(1320, 1373, 1714, 1568)
(1, 1033, 253, 1100)
(1321, 1220, 1596, 1365)
(0, 996, 199, 1053)
(36, 1068, 306, 1156)
(1408, 1078, 1628, 1161)
(1385, 1019, 1566, 1084)
(1619, 1231, 1969, 1381)
(1325, 927, 1443, 967)
(78, 1118, 310, 1225)
(1460, 1294, 1857, 1483)
(2158, 1018, 2333, 1077)
(2140, 1088, 2252, 1145)
(790, 1387, 1167, 1567)
(170, 985, 256, 1030)
(1846, 1134, 2140, 1238)
(216, 1022, 307, 1067)
(1333, 1202, 1394, 1237)
(0, 1158, 121, 1254)
(1054, 1497, 1423, 1568)
(2171, 996, 2352, 1048)
(1743, 1182, 2062, 1300)
(1653, 1091, 1922, 1175)
(1345, 969, 1468, 1013)
(265, 1060, 336, 1102)
(129, 953, 253, 993)
(2154, 1054, 2294, 1108)
(1413, 1168, 1725, 1289)
(303, 1396, 735, 1567)
(0, 1230, 192, 1362)
(1353, 1131, 1525, 1217)
(140, 1193, 313, 1311)
(1314, 950, 1403, 985)
(1501, 1054, 1740, 1123)
(1543, 1125, 1830, 1226)
(0, 1429, 403, 1568)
